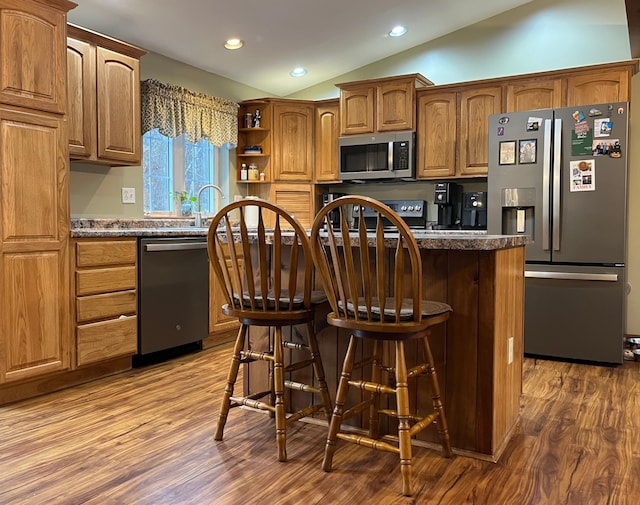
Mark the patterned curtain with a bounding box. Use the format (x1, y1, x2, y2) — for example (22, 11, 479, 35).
(141, 79, 238, 147)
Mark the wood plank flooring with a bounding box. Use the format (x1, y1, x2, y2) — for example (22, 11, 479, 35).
(1, 344, 639, 504)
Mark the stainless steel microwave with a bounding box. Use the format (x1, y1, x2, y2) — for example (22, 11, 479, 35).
(338, 131, 415, 181)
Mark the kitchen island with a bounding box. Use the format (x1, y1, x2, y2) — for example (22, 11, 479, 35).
(70, 219, 529, 461)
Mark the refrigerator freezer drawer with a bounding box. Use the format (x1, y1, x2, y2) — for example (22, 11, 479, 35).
(524, 267, 625, 364)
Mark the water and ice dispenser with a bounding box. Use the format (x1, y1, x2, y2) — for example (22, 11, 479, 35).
(499, 188, 536, 236)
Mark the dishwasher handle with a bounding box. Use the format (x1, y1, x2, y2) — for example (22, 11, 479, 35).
(525, 271, 618, 282)
(145, 242, 208, 252)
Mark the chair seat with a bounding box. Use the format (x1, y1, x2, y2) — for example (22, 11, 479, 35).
(233, 290, 327, 310)
(341, 297, 452, 321)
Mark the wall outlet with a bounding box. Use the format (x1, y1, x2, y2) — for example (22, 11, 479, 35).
(234, 195, 243, 202)
(121, 187, 136, 204)
(507, 337, 514, 364)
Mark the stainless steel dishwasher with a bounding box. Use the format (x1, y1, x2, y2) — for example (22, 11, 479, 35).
(137, 236, 209, 358)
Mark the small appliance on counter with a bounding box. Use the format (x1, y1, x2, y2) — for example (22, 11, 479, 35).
(354, 199, 428, 231)
(433, 182, 461, 229)
(461, 192, 487, 229)
(322, 192, 346, 229)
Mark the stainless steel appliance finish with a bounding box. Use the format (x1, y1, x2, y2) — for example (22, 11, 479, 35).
(355, 199, 428, 230)
(488, 103, 629, 364)
(138, 237, 209, 356)
(338, 131, 415, 181)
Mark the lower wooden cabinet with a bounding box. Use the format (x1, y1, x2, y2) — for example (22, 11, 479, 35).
(72, 238, 138, 366)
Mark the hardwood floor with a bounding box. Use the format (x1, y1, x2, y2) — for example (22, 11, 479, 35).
(1, 344, 639, 504)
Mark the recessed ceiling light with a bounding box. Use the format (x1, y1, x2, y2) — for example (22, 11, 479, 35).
(389, 25, 407, 37)
(290, 67, 307, 77)
(224, 38, 244, 50)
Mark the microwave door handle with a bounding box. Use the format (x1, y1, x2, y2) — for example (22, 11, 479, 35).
(388, 142, 394, 172)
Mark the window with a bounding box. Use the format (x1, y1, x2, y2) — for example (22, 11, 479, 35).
(142, 129, 230, 216)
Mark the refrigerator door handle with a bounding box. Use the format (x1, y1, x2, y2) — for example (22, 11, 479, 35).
(552, 118, 562, 251)
(542, 118, 553, 251)
(525, 271, 619, 282)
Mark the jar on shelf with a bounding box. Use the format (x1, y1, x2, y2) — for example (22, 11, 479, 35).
(240, 163, 248, 181)
(243, 113, 253, 129)
(248, 163, 259, 181)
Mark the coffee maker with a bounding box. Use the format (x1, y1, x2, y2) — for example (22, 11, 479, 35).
(322, 192, 346, 229)
(461, 191, 487, 229)
(433, 182, 461, 229)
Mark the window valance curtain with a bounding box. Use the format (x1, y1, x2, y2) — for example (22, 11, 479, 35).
(141, 79, 239, 147)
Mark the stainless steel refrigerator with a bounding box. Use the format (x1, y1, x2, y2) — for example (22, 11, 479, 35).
(487, 103, 628, 364)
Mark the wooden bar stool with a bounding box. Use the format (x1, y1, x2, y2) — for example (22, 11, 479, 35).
(310, 195, 453, 496)
(207, 198, 332, 462)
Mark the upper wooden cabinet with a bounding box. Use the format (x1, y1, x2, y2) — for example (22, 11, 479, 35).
(459, 86, 503, 176)
(272, 101, 314, 182)
(67, 24, 146, 166)
(416, 92, 457, 179)
(0, 0, 73, 113)
(337, 74, 432, 135)
(314, 99, 340, 183)
(505, 78, 565, 112)
(417, 85, 502, 179)
(566, 67, 632, 106)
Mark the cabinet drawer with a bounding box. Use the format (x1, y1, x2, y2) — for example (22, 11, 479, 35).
(76, 240, 137, 267)
(76, 266, 136, 296)
(77, 316, 138, 366)
(77, 290, 136, 323)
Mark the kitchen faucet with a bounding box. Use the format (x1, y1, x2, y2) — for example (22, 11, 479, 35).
(194, 184, 224, 227)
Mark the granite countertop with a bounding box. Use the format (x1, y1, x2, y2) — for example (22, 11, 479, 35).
(70, 218, 531, 250)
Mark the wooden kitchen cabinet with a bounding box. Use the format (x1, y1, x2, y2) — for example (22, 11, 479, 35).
(209, 243, 242, 338)
(67, 24, 146, 165)
(459, 86, 502, 176)
(0, 0, 71, 114)
(314, 99, 340, 183)
(73, 239, 138, 366)
(416, 92, 457, 178)
(269, 183, 315, 229)
(337, 74, 432, 135)
(505, 77, 565, 112)
(272, 101, 314, 181)
(566, 67, 633, 106)
(416, 85, 501, 178)
(0, 0, 75, 386)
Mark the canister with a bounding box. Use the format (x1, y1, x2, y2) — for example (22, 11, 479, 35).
(248, 163, 259, 180)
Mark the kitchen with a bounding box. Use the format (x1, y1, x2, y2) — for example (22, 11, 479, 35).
(1, 0, 640, 503)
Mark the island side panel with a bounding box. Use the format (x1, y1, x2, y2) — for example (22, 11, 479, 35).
(445, 249, 481, 452)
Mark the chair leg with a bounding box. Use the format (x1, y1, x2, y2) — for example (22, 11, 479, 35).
(322, 335, 358, 472)
(215, 324, 248, 441)
(368, 340, 382, 439)
(422, 337, 452, 458)
(305, 321, 333, 419)
(273, 326, 287, 462)
(395, 341, 414, 497)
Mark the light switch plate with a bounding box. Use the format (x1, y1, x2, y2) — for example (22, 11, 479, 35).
(122, 187, 136, 204)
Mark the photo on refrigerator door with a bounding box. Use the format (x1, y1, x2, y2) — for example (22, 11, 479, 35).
(518, 139, 536, 164)
(499, 141, 516, 165)
(570, 160, 595, 192)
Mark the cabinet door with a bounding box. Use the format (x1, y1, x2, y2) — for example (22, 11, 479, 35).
(459, 86, 502, 176)
(272, 103, 314, 181)
(0, 0, 69, 113)
(67, 37, 96, 158)
(566, 69, 632, 106)
(505, 78, 564, 112)
(416, 92, 457, 179)
(314, 100, 340, 182)
(269, 183, 314, 229)
(96, 46, 141, 163)
(0, 107, 69, 383)
(340, 86, 374, 135)
(377, 79, 414, 131)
